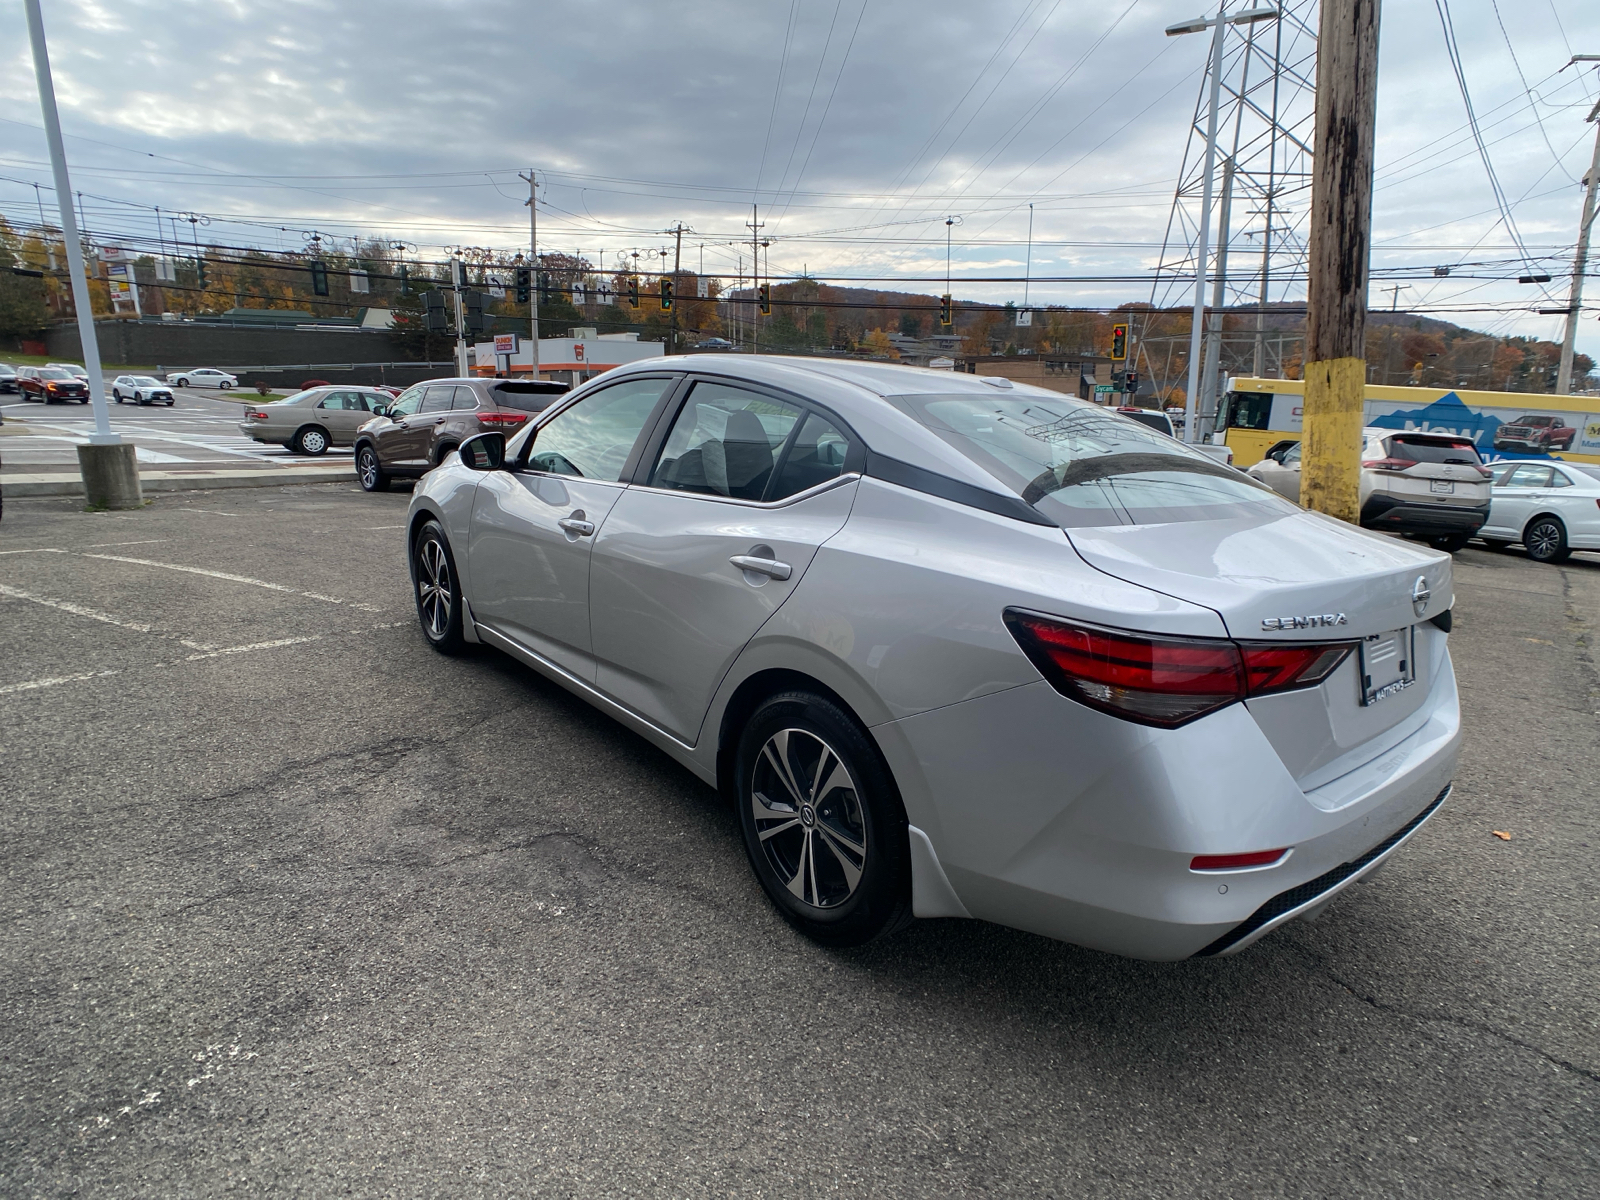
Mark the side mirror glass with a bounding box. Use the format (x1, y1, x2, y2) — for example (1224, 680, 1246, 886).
(459, 431, 506, 471)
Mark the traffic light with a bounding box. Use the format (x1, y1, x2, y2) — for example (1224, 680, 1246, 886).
(659, 277, 674, 312)
(628, 276, 640, 308)
(1124, 371, 1139, 393)
(422, 290, 449, 333)
(758, 284, 771, 315)
(462, 289, 490, 334)
(310, 260, 328, 296)
(515, 266, 530, 304)
(939, 294, 953, 327)
(196, 255, 207, 291)
(399, 263, 409, 295)
(1109, 323, 1128, 360)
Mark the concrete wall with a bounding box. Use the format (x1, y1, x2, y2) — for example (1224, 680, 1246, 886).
(43, 320, 447, 388)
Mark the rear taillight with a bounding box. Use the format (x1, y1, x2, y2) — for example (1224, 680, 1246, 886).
(1472, 465, 1493, 479)
(1361, 457, 1411, 471)
(478, 411, 527, 427)
(247, 410, 269, 419)
(1003, 610, 1355, 729)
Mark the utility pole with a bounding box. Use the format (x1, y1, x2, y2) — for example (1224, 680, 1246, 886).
(666, 222, 686, 354)
(24, 0, 140, 508)
(747, 205, 764, 354)
(520, 170, 540, 379)
(1556, 64, 1599, 395)
(1200, 156, 1237, 437)
(1300, 0, 1380, 524)
(450, 256, 469, 377)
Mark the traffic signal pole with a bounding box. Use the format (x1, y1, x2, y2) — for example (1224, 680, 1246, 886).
(1300, 0, 1380, 524)
(521, 170, 541, 380)
(450, 257, 469, 377)
(24, 0, 141, 508)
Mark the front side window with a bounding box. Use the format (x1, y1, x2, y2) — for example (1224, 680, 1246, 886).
(525, 376, 673, 482)
(889, 392, 1288, 528)
(650, 381, 803, 501)
(419, 385, 455, 414)
(1224, 391, 1274, 431)
(388, 386, 426, 417)
(1506, 465, 1553, 488)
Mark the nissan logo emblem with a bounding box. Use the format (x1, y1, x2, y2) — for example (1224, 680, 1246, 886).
(1411, 576, 1431, 617)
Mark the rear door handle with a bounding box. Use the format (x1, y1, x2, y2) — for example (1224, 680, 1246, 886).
(558, 516, 596, 538)
(730, 555, 792, 581)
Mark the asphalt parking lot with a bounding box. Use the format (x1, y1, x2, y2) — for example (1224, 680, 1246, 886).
(1, 483, 1596, 1197)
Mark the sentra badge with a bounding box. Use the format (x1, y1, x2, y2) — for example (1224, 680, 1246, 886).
(1260, 613, 1348, 631)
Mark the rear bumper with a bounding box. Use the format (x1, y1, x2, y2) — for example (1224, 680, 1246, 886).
(877, 649, 1461, 960)
(1361, 494, 1488, 535)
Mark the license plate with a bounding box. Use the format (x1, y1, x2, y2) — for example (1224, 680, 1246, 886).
(1429, 479, 1454, 494)
(1360, 627, 1415, 705)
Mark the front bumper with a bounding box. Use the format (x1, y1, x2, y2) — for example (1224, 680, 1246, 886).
(1361, 494, 1488, 536)
(876, 648, 1461, 960)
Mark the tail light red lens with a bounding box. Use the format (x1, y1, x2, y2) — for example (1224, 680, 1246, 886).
(1191, 849, 1288, 871)
(247, 411, 269, 419)
(1361, 457, 1412, 471)
(478, 411, 528, 427)
(1003, 610, 1355, 729)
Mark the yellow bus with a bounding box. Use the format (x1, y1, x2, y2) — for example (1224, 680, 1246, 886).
(1218, 377, 1600, 469)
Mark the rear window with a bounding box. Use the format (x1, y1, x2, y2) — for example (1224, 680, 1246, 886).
(1117, 408, 1174, 437)
(1385, 436, 1482, 465)
(491, 381, 568, 413)
(887, 393, 1289, 528)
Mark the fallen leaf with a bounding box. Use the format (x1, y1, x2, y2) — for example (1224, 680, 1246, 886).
(1492, 830, 1512, 841)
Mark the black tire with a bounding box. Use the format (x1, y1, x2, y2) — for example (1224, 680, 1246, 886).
(113, 390, 123, 403)
(293, 425, 331, 456)
(166, 399, 175, 407)
(1428, 533, 1470, 553)
(356, 444, 389, 492)
(220, 381, 232, 390)
(433, 442, 458, 468)
(78, 395, 88, 404)
(175, 378, 188, 387)
(735, 691, 912, 947)
(1524, 516, 1570, 563)
(137, 395, 151, 406)
(1480, 538, 1510, 551)
(411, 520, 465, 653)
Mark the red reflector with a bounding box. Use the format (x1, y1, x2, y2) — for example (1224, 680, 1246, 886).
(1191, 849, 1288, 871)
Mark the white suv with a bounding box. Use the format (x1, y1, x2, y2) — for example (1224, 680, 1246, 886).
(1248, 428, 1492, 551)
(167, 367, 238, 389)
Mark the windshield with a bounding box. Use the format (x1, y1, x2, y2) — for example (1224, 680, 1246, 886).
(1512, 416, 1552, 427)
(40, 368, 73, 380)
(131, 376, 161, 386)
(888, 392, 1290, 528)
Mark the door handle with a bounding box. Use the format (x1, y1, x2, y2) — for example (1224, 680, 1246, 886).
(730, 555, 792, 581)
(558, 512, 596, 538)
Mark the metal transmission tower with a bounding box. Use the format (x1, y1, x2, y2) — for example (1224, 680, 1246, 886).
(1153, 1, 1320, 434)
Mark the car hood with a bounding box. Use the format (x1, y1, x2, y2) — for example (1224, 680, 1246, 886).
(1064, 509, 1453, 640)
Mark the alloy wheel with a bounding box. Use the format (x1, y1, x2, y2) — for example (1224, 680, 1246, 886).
(416, 538, 452, 639)
(359, 449, 379, 488)
(750, 729, 867, 909)
(1526, 520, 1563, 562)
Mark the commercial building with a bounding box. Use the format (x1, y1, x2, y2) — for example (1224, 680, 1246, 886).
(472, 328, 663, 385)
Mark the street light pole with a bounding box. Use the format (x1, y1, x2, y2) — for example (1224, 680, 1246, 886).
(520, 170, 541, 380)
(1167, 3, 1280, 442)
(24, 0, 141, 507)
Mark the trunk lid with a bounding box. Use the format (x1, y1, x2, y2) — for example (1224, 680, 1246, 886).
(1065, 511, 1454, 784)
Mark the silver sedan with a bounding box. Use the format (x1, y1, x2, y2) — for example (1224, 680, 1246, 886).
(404, 357, 1461, 959)
(238, 386, 392, 455)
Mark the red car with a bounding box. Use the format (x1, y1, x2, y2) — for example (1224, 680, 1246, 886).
(18, 366, 89, 404)
(1494, 414, 1575, 453)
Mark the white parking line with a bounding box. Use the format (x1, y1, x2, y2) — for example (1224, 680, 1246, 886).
(0, 548, 68, 555)
(0, 582, 155, 632)
(82, 540, 168, 548)
(81, 553, 382, 611)
(0, 670, 119, 696)
(185, 636, 319, 660)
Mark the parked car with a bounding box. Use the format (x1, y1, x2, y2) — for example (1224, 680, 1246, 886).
(696, 337, 736, 350)
(19, 366, 89, 404)
(403, 356, 1460, 959)
(111, 374, 175, 406)
(1478, 460, 1600, 562)
(167, 367, 238, 389)
(1492, 414, 1576, 453)
(238, 386, 398, 455)
(354, 376, 568, 490)
(0, 363, 18, 393)
(45, 362, 89, 380)
(1248, 428, 1491, 551)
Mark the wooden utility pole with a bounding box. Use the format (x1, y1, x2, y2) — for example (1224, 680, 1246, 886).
(1300, 0, 1380, 524)
(667, 222, 686, 355)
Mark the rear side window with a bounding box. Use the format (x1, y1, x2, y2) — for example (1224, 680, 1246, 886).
(1506, 465, 1553, 487)
(888, 393, 1287, 528)
(1385, 436, 1482, 465)
(650, 381, 803, 501)
(450, 386, 480, 411)
(769, 413, 852, 500)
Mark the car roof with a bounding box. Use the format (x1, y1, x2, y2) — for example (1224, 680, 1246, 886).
(1364, 427, 1475, 442)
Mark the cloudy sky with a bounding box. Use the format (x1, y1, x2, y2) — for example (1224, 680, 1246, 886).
(2, 0, 1597, 360)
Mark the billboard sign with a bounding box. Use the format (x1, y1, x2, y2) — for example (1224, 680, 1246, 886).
(493, 333, 520, 357)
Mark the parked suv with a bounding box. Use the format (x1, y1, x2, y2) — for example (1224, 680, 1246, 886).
(353, 377, 568, 491)
(19, 366, 89, 404)
(1492, 414, 1575, 453)
(1248, 428, 1492, 551)
(0, 363, 18, 393)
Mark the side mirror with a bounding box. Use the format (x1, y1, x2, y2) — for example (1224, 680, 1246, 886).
(373, 404, 390, 417)
(458, 431, 507, 471)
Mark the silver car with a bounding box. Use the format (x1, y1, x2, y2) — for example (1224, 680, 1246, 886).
(1480, 460, 1600, 562)
(238, 386, 394, 455)
(404, 357, 1461, 959)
